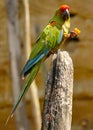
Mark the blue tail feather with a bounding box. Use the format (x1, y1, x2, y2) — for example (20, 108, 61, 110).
(21, 49, 49, 77)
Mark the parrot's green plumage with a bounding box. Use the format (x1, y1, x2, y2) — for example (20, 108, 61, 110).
(6, 4, 70, 123)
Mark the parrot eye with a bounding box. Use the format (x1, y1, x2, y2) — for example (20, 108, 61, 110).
(62, 9, 69, 20)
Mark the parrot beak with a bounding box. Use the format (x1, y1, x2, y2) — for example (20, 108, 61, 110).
(63, 9, 69, 20)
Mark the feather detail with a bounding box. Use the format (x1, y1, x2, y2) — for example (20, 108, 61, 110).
(57, 30, 63, 44)
(5, 61, 42, 125)
(50, 21, 56, 26)
(21, 49, 49, 77)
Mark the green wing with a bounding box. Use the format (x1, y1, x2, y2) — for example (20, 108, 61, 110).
(21, 24, 63, 77)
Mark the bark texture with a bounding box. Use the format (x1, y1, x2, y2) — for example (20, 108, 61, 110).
(41, 50, 73, 130)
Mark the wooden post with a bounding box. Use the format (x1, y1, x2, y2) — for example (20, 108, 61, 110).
(6, 0, 30, 130)
(41, 50, 73, 130)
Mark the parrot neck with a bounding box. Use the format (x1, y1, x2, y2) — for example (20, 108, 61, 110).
(49, 15, 64, 29)
(62, 18, 70, 34)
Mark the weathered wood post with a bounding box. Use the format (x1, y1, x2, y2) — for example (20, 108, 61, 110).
(41, 50, 73, 130)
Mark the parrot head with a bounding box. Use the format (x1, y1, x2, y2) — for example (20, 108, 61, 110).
(50, 5, 70, 31)
(59, 5, 70, 20)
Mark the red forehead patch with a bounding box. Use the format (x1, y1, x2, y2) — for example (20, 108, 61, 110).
(60, 5, 70, 12)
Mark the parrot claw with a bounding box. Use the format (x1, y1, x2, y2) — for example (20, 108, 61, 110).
(64, 33, 70, 38)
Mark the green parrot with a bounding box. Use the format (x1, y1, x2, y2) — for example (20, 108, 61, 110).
(6, 4, 71, 123)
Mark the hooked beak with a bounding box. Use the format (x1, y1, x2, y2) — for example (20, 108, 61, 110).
(63, 9, 69, 20)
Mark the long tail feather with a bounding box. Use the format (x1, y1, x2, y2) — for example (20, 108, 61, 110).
(5, 61, 41, 125)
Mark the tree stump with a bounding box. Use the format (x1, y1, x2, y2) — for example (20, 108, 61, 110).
(41, 50, 73, 130)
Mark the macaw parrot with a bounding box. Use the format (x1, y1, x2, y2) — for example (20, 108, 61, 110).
(6, 4, 71, 123)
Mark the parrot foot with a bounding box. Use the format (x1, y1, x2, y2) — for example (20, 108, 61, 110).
(64, 28, 80, 39)
(64, 33, 70, 38)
